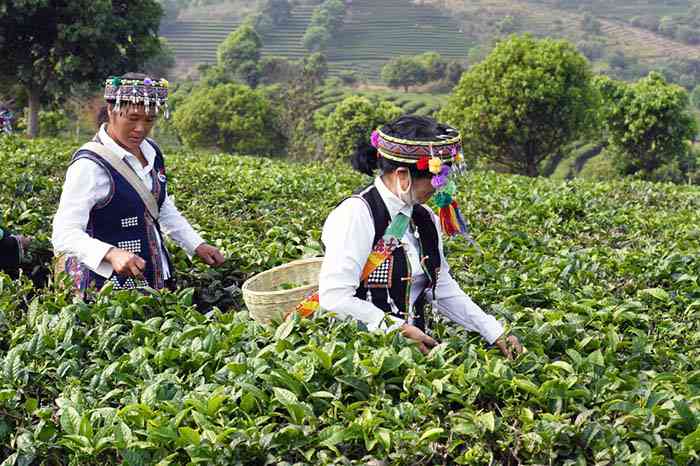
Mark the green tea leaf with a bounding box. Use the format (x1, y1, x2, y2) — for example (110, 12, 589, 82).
(419, 427, 444, 443)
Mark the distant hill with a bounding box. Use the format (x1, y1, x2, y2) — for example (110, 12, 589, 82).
(437, 0, 700, 63)
(161, 0, 469, 79)
(160, 3, 316, 74)
(324, 0, 470, 80)
(161, 0, 700, 82)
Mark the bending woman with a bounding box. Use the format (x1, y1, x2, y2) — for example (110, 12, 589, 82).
(319, 115, 522, 358)
(52, 73, 224, 295)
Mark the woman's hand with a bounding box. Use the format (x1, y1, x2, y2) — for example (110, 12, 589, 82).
(495, 334, 524, 360)
(195, 243, 225, 267)
(105, 247, 146, 278)
(401, 323, 439, 354)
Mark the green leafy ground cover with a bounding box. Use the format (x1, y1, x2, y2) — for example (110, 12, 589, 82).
(1, 136, 700, 464)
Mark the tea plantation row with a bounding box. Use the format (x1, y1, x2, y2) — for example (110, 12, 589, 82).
(0, 136, 699, 465)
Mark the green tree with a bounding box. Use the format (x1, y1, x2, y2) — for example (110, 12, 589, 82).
(302, 0, 346, 52)
(275, 54, 329, 158)
(381, 57, 429, 92)
(0, 0, 163, 138)
(595, 72, 698, 179)
(303, 26, 331, 52)
(418, 52, 448, 82)
(173, 83, 282, 155)
(217, 24, 263, 87)
(302, 53, 329, 87)
(445, 61, 465, 86)
(322, 96, 402, 159)
(441, 35, 597, 176)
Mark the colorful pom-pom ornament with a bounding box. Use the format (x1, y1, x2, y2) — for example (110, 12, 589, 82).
(431, 175, 447, 189)
(370, 130, 380, 148)
(417, 156, 430, 171)
(429, 157, 442, 174)
(433, 190, 453, 208)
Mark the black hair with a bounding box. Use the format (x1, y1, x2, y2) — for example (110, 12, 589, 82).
(95, 72, 155, 128)
(351, 115, 456, 178)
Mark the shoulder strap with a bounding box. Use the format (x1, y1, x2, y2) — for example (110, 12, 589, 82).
(80, 141, 160, 220)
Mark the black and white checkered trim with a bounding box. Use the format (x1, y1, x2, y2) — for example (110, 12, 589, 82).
(367, 257, 393, 288)
(121, 217, 139, 228)
(117, 239, 142, 254)
(109, 276, 148, 290)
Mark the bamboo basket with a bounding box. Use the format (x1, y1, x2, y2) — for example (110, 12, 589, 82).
(242, 257, 324, 324)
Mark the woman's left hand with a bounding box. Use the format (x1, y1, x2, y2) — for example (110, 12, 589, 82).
(195, 243, 225, 267)
(495, 334, 524, 360)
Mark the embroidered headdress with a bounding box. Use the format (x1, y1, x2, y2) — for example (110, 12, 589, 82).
(104, 76, 170, 118)
(371, 125, 474, 242)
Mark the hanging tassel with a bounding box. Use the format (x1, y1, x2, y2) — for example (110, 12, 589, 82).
(439, 201, 480, 251)
(439, 203, 459, 236)
(452, 201, 469, 234)
(452, 201, 481, 251)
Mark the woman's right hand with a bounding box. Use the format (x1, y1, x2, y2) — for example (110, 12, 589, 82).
(401, 323, 439, 354)
(105, 247, 146, 278)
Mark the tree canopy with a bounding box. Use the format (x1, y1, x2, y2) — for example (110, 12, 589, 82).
(173, 83, 283, 155)
(441, 35, 597, 176)
(595, 72, 698, 180)
(217, 24, 263, 87)
(0, 0, 163, 137)
(322, 96, 402, 159)
(380, 57, 429, 92)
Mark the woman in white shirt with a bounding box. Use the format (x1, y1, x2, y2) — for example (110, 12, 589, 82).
(52, 73, 224, 296)
(319, 115, 522, 358)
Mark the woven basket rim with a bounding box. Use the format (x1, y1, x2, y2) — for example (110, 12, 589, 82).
(241, 257, 323, 298)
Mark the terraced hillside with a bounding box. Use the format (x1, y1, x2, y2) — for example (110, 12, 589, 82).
(161, 3, 315, 68)
(437, 0, 700, 63)
(161, 0, 470, 80)
(535, 0, 692, 22)
(325, 0, 471, 80)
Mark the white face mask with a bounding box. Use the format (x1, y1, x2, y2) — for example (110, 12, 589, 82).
(395, 169, 417, 206)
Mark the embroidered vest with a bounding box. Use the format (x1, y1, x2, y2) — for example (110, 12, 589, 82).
(352, 185, 441, 331)
(63, 138, 172, 293)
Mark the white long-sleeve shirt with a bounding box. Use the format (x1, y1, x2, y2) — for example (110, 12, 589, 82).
(51, 125, 204, 279)
(319, 176, 504, 344)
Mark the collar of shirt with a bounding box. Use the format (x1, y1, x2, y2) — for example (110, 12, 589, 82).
(374, 176, 414, 220)
(98, 124, 156, 176)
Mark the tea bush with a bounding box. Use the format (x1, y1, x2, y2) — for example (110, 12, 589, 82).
(0, 136, 699, 464)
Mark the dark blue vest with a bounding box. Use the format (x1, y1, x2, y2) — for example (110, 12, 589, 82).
(64, 138, 172, 294)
